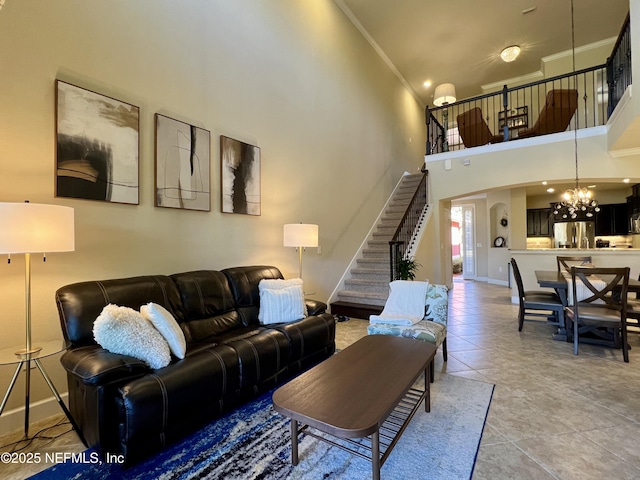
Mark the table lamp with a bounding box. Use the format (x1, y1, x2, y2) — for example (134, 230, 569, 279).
(0, 202, 80, 440)
(283, 223, 318, 280)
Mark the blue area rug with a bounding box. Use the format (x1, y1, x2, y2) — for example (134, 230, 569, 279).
(29, 374, 494, 480)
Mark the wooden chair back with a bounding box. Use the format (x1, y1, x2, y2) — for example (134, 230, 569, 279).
(557, 256, 592, 274)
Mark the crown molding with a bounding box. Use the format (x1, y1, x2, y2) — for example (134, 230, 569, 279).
(541, 37, 617, 64)
(333, 0, 424, 107)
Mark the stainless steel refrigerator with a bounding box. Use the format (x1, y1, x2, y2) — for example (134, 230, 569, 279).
(553, 221, 595, 249)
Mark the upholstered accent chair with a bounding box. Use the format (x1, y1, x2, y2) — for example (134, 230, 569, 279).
(565, 266, 630, 361)
(456, 107, 504, 148)
(518, 89, 578, 138)
(511, 257, 565, 332)
(367, 283, 448, 382)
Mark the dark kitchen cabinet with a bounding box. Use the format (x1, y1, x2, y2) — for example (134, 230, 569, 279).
(527, 208, 551, 237)
(595, 203, 628, 235)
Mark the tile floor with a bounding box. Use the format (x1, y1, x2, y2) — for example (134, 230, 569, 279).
(2, 279, 640, 479)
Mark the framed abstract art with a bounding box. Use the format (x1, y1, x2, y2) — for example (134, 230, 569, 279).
(220, 135, 261, 215)
(55, 80, 139, 204)
(155, 114, 211, 211)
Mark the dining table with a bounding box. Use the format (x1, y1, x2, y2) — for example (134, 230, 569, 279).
(534, 269, 640, 341)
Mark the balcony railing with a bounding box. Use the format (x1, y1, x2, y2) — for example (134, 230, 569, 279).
(425, 65, 608, 154)
(426, 11, 631, 155)
(607, 12, 631, 116)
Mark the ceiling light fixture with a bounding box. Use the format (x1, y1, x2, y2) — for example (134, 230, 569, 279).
(547, 188, 555, 193)
(423, 80, 432, 88)
(553, 0, 599, 220)
(500, 45, 521, 63)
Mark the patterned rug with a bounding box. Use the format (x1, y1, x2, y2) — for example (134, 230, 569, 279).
(30, 374, 494, 480)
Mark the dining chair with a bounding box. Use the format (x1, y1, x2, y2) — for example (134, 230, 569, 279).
(511, 258, 565, 332)
(626, 273, 640, 333)
(565, 266, 630, 361)
(556, 256, 593, 274)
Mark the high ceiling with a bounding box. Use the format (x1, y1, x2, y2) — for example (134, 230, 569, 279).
(340, 0, 629, 105)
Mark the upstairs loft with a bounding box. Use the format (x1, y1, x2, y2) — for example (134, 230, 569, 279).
(425, 13, 632, 158)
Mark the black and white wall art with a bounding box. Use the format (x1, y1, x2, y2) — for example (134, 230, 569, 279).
(220, 135, 261, 215)
(55, 80, 139, 204)
(155, 114, 211, 211)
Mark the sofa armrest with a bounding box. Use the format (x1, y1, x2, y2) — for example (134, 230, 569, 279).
(61, 345, 149, 387)
(305, 299, 327, 316)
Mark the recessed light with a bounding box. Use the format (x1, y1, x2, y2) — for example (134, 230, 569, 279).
(623, 178, 630, 183)
(542, 181, 548, 185)
(423, 80, 432, 88)
(500, 45, 521, 63)
(588, 185, 597, 189)
(546, 188, 555, 193)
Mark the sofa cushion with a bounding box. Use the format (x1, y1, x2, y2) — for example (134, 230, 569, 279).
(93, 304, 171, 369)
(117, 343, 241, 462)
(141, 302, 187, 359)
(221, 329, 290, 390)
(56, 275, 183, 348)
(258, 278, 306, 324)
(170, 270, 241, 343)
(368, 320, 446, 346)
(222, 266, 283, 326)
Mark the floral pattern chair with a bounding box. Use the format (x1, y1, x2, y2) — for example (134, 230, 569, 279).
(367, 283, 448, 382)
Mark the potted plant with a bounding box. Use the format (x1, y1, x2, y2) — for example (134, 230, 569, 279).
(397, 257, 421, 280)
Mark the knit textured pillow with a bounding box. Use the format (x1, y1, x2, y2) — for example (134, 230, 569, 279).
(141, 302, 186, 359)
(93, 304, 171, 369)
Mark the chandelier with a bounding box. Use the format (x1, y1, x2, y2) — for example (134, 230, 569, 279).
(552, 0, 599, 220)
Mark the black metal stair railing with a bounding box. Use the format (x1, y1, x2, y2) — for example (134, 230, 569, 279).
(389, 171, 428, 281)
(607, 12, 631, 117)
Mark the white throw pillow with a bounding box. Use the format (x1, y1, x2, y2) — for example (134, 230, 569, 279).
(258, 278, 306, 324)
(141, 302, 186, 359)
(382, 280, 429, 320)
(93, 304, 171, 369)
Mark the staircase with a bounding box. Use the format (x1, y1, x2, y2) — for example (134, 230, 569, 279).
(330, 173, 428, 319)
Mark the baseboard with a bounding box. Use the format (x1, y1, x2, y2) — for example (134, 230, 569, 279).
(487, 278, 509, 287)
(0, 393, 68, 436)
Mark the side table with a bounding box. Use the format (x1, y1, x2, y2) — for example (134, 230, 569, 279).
(0, 339, 86, 445)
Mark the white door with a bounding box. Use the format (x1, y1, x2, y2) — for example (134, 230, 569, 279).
(462, 205, 477, 279)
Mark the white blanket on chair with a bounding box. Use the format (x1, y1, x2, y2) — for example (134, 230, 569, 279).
(369, 280, 428, 326)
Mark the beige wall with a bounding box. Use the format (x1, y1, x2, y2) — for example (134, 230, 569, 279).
(0, 0, 425, 415)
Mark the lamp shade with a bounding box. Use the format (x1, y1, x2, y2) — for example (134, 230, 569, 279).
(0, 203, 75, 254)
(283, 224, 318, 248)
(433, 83, 457, 106)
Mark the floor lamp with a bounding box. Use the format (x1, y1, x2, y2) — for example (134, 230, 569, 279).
(433, 83, 457, 152)
(0, 202, 83, 442)
(283, 223, 318, 280)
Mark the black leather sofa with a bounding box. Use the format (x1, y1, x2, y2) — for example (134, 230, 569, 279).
(55, 265, 335, 463)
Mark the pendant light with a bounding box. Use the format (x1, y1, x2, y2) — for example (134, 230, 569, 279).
(553, 0, 599, 220)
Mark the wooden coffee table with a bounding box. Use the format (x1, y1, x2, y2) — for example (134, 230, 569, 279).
(272, 334, 437, 480)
